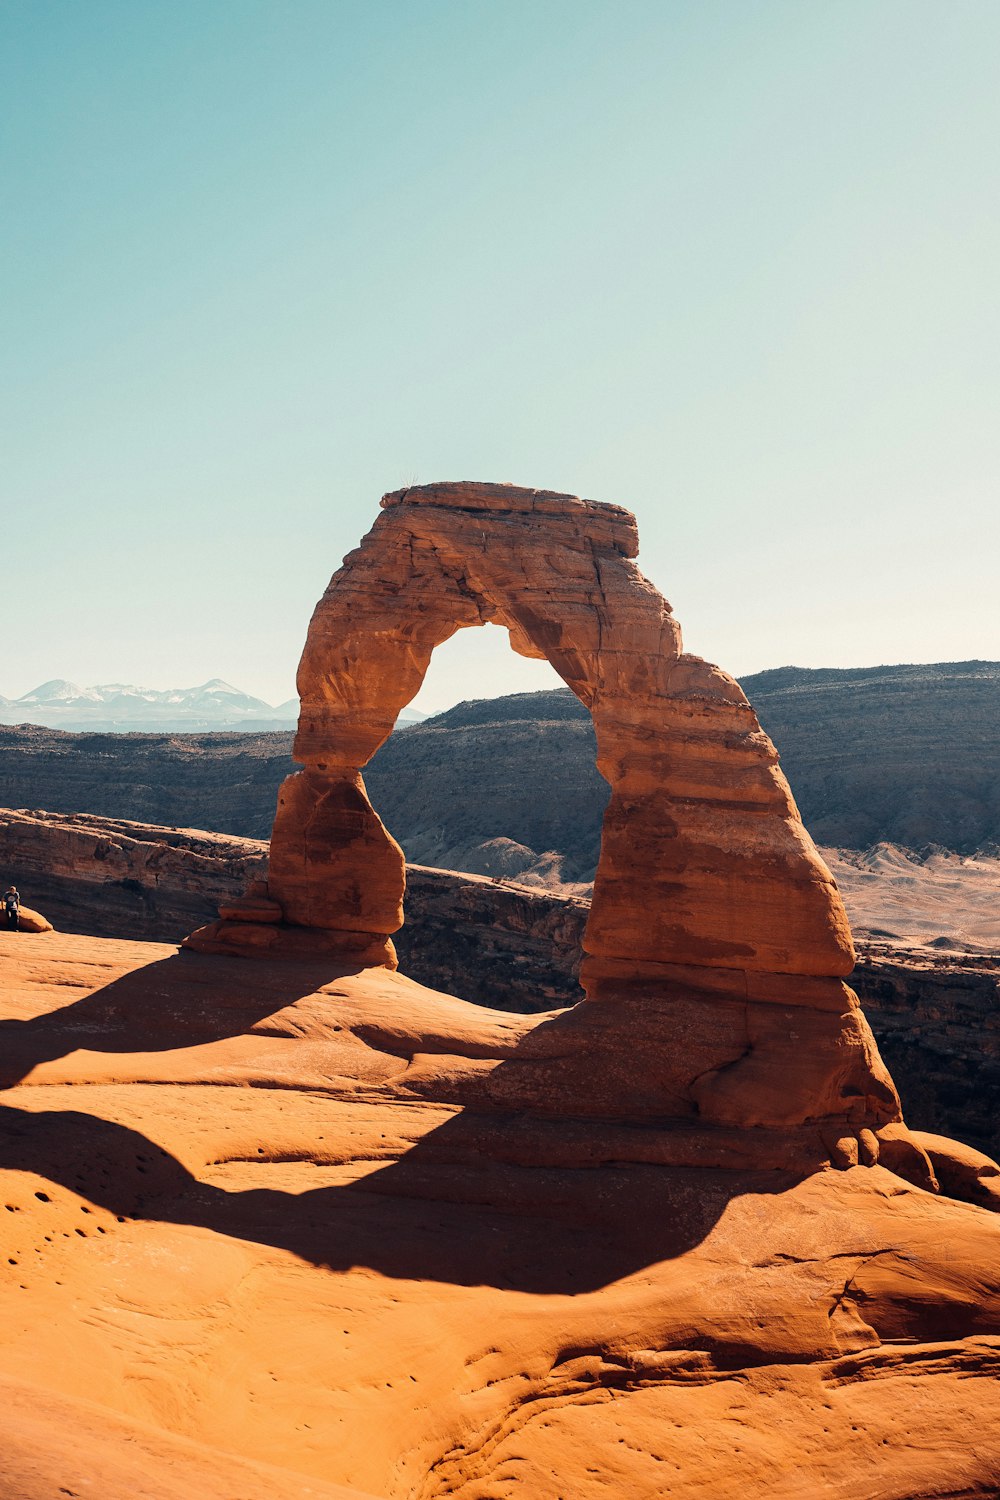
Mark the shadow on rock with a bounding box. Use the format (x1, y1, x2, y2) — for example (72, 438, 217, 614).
(0, 1100, 798, 1294)
(0, 951, 369, 1091)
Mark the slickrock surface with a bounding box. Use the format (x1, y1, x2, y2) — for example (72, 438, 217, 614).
(2, 930, 1000, 1499)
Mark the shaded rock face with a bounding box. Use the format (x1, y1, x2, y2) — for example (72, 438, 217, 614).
(0, 808, 268, 942)
(188, 481, 915, 1162)
(851, 947, 1000, 1159)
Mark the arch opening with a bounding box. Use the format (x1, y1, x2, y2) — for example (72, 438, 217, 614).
(367, 621, 607, 895)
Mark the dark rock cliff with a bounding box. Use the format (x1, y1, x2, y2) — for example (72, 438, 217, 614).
(0, 725, 295, 840)
(742, 661, 1000, 851)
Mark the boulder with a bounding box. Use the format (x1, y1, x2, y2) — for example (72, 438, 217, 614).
(11, 903, 53, 933)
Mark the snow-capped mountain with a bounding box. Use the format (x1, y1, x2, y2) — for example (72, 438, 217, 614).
(0, 679, 426, 733)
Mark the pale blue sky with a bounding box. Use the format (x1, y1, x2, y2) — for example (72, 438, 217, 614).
(2, 0, 997, 711)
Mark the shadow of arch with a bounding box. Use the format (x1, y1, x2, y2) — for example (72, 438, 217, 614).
(0, 1097, 804, 1295)
(0, 950, 364, 1091)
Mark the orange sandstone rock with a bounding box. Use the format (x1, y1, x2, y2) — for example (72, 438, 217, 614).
(188, 481, 897, 1154)
(12, 903, 53, 933)
(3, 932, 1000, 1500)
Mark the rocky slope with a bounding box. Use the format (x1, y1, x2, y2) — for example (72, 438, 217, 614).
(0, 724, 296, 839)
(364, 691, 607, 886)
(826, 842, 1000, 951)
(742, 661, 1000, 851)
(0, 808, 585, 1013)
(9, 805, 996, 1161)
(0, 807, 269, 942)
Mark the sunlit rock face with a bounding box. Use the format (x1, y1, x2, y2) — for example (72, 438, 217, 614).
(187, 482, 911, 1162)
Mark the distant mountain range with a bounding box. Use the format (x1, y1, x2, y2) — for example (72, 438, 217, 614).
(0, 678, 426, 732)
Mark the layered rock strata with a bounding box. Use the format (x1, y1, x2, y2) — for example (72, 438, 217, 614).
(0, 807, 268, 942)
(186, 481, 928, 1177)
(0, 724, 295, 840)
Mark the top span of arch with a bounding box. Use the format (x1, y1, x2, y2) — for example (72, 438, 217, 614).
(292, 481, 673, 773)
(379, 480, 640, 557)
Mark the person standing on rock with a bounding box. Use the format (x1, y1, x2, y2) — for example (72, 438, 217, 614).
(4, 886, 19, 931)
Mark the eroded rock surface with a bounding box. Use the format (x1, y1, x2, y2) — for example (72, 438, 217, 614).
(5, 481, 1000, 1496)
(9, 804, 998, 1157)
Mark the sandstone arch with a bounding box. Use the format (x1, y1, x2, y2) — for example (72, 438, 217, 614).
(189, 482, 909, 1148)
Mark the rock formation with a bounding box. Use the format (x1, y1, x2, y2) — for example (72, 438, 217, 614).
(3, 929, 1000, 1499)
(186, 482, 936, 1183)
(6, 805, 1000, 1156)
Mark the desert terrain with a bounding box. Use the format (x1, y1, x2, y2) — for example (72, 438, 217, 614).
(3, 928, 1000, 1500)
(2, 483, 999, 1498)
(4, 661, 998, 870)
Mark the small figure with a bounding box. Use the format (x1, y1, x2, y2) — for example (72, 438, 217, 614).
(5, 886, 19, 932)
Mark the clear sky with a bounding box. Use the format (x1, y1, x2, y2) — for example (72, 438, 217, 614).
(2, 0, 997, 713)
